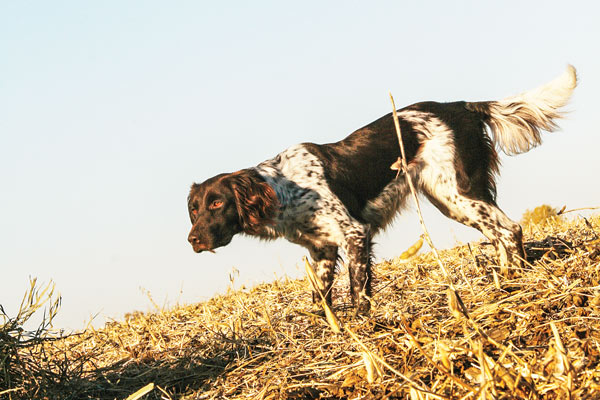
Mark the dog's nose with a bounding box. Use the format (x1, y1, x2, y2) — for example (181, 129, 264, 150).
(188, 234, 200, 245)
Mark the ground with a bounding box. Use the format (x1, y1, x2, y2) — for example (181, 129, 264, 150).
(2, 214, 600, 399)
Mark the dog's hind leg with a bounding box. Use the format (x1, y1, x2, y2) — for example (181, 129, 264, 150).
(467, 204, 525, 273)
(422, 180, 525, 273)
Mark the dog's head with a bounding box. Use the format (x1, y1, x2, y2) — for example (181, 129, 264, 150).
(187, 169, 279, 253)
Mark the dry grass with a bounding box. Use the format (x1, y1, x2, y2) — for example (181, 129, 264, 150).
(2, 214, 600, 399)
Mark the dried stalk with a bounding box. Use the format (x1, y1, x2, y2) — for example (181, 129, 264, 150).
(1, 215, 598, 399)
(389, 93, 455, 290)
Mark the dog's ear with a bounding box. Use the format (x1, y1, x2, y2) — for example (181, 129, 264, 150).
(227, 170, 279, 234)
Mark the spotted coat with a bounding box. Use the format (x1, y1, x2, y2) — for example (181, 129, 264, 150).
(187, 66, 577, 311)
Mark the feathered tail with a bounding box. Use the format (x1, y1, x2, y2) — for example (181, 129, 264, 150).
(467, 65, 577, 155)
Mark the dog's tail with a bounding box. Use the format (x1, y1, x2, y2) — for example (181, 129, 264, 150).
(466, 65, 577, 155)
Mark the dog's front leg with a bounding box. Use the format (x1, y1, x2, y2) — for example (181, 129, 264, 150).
(308, 245, 338, 306)
(343, 229, 373, 314)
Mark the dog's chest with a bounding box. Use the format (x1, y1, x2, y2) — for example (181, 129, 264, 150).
(253, 144, 348, 247)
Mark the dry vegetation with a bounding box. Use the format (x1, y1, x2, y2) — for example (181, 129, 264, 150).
(2, 212, 600, 400)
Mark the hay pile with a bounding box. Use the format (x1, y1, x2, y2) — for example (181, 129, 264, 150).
(2, 214, 600, 399)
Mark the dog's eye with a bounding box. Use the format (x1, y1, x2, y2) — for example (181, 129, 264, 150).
(209, 200, 224, 210)
(191, 209, 198, 216)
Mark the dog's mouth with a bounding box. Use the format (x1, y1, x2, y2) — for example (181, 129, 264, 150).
(189, 234, 233, 254)
(191, 243, 216, 254)
(196, 249, 216, 254)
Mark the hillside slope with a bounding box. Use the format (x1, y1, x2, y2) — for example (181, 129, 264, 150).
(3, 214, 600, 399)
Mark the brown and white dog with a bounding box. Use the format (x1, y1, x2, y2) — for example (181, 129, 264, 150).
(188, 66, 577, 312)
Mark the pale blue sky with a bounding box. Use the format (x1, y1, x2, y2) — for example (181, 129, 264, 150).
(1, 1, 598, 330)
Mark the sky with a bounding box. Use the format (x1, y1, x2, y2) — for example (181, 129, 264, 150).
(1, 1, 599, 331)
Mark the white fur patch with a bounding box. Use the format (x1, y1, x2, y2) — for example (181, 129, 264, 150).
(361, 110, 455, 232)
(485, 65, 577, 155)
(254, 144, 365, 249)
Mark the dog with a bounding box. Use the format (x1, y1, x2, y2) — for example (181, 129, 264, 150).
(188, 66, 577, 312)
